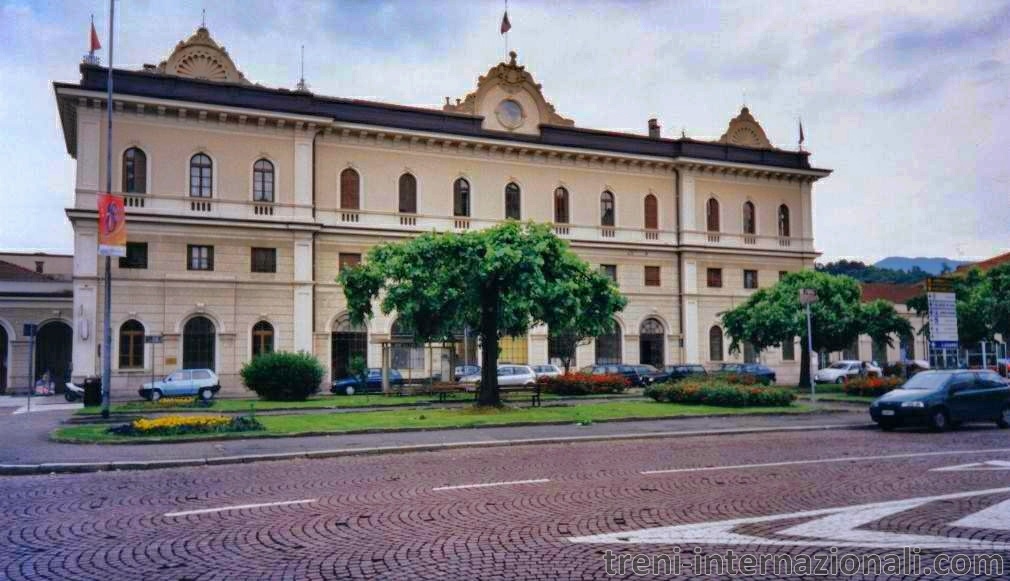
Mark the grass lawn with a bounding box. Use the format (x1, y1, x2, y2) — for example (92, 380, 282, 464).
(54, 400, 814, 444)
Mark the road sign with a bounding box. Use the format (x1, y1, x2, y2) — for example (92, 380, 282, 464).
(22, 323, 37, 337)
(927, 291, 958, 345)
(144, 335, 164, 344)
(799, 289, 818, 305)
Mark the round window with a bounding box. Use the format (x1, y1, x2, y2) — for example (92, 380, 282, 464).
(495, 99, 525, 129)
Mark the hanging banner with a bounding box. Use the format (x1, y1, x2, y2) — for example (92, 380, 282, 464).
(98, 192, 127, 257)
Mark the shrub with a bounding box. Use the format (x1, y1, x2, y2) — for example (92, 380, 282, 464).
(108, 414, 263, 437)
(241, 351, 325, 401)
(537, 373, 629, 396)
(708, 372, 760, 386)
(645, 378, 795, 407)
(842, 376, 903, 397)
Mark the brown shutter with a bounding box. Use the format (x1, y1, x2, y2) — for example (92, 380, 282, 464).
(644, 194, 658, 229)
(340, 169, 360, 209)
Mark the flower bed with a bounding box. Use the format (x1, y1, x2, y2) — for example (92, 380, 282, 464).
(537, 373, 629, 396)
(645, 378, 795, 407)
(108, 414, 264, 437)
(841, 376, 903, 397)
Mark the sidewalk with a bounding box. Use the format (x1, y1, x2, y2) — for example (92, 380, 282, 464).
(0, 406, 871, 474)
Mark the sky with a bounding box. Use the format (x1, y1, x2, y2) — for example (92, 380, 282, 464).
(0, 0, 1007, 263)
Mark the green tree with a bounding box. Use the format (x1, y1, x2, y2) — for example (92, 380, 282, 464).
(338, 222, 627, 406)
(906, 266, 1009, 345)
(721, 271, 911, 388)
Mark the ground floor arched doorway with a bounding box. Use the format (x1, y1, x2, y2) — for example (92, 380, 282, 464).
(0, 324, 8, 393)
(36, 321, 72, 390)
(183, 316, 216, 370)
(332, 317, 367, 379)
(639, 318, 664, 367)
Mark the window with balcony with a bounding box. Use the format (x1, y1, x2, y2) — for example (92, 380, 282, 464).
(453, 178, 471, 217)
(398, 173, 417, 214)
(253, 159, 274, 202)
(600, 191, 615, 226)
(644, 194, 658, 230)
(122, 147, 147, 194)
(778, 204, 791, 237)
(554, 187, 569, 223)
(189, 153, 213, 198)
(743, 201, 756, 235)
(706, 198, 720, 232)
(340, 168, 360, 209)
(251, 247, 277, 273)
(505, 182, 521, 220)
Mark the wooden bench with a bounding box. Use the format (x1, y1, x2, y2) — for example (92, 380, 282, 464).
(473, 384, 542, 407)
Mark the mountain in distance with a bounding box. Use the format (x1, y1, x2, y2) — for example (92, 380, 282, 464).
(873, 256, 969, 274)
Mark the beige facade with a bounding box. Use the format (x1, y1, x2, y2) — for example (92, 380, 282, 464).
(54, 26, 830, 397)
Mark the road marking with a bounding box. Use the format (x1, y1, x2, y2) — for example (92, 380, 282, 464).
(932, 460, 1010, 472)
(433, 478, 550, 491)
(641, 447, 1010, 475)
(164, 498, 317, 518)
(569, 486, 1010, 549)
(951, 498, 1010, 530)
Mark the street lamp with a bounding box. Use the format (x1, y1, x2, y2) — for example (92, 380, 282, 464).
(799, 288, 818, 402)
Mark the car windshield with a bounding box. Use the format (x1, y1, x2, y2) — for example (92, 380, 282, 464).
(828, 362, 849, 369)
(901, 373, 950, 390)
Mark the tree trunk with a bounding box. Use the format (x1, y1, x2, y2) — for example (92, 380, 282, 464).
(477, 292, 501, 407)
(800, 336, 812, 390)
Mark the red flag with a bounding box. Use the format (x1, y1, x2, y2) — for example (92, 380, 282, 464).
(500, 10, 511, 34)
(90, 21, 102, 53)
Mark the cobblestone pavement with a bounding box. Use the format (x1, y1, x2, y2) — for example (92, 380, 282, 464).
(3, 426, 1010, 579)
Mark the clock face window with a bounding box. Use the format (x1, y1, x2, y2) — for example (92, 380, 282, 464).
(495, 99, 525, 129)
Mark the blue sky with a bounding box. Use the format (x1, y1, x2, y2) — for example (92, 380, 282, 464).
(1, 0, 1007, 263)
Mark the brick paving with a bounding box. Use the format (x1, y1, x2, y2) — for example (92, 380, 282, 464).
(3, 427, 1010, 579)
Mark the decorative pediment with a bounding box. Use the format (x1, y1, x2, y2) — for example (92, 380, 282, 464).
(718, 107, 773, 149)
(155, 26, 250, 85)
(444, 51, 573, 134)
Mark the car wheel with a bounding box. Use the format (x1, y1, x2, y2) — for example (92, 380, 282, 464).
(928, 408, 949, 432)
(199, 388, 213, 401)
(997, 407, 1010, 429)
(150, 389, 162, 402)
(345, 385, 355, 396)
(64, 390, 76, 402)
(835, 377, 845, 384)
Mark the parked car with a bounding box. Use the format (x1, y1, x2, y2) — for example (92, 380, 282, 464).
(453, 364, 480, 381)
(869, 370, 1010, 431)
(579, 364, 654, 387)
(138, 369, 220, 401)
(632, 364, 666, 384)
(814, 360, 883, 384)
(459, 365, 537, 391)
(716, 363, 777, 385)
(331, 368, 404, 395)
(531, 364, 562, 379)
(659, 364, 708, 383)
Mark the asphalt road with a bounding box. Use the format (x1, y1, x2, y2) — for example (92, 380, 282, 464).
(3, 426, 1010, 579)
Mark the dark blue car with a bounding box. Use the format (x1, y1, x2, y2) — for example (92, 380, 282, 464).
(332, 368, 404, 395)
(717, 363, 777, 385)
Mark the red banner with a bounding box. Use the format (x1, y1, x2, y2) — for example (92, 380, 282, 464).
(98, 193, 126, 257)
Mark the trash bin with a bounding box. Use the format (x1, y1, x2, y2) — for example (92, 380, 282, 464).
(83, 376, 102, 407)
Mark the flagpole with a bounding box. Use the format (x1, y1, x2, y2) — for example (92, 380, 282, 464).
(100, 0, 115, 419)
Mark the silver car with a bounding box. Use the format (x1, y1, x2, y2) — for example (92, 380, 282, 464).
(460, 365, 538, 390)
(531, 364, 562, 378)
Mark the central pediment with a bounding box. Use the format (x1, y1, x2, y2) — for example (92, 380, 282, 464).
(443, 51, 574, 135)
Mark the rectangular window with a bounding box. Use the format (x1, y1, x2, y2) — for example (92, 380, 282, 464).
(706, 268, 723, 288)
(251, 247, 277, 273)
(744, 269, 758, 289)
(187, 245, 214, 271)
(779, 270, 788, 281)
(644, 266, 661, 287)
(119, 242, 148, 269)
(600, 264, 617, 283)
(782, 337, 795, 361)
(339, 253, 362, 271)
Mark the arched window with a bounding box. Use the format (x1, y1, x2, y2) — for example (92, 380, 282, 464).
(639, 318, 664, 367)
(183, 316, 216, 370)
(252, 321, 274, 357)
(553, 187, 569, 223)
(706, 198, 720, 232)
(253, 159, 274, 202)
(600, 191, 615, 226)
(595, 319, 622, 364)
(122, 147, 147, 194)
(189, 153, 213, 198)
(644, 194, 658, 230)
(504, 182, 521, 220)
(743, 201, 756, 235)
(398, 173, 417, 214)
(340, 168, 360, 209)
(118, 319, 145, 369)
(709, 326, 724, 362)
(778, 204, 791, 237)
(453, 178, 470, 217)
(331, 316, 367, 379)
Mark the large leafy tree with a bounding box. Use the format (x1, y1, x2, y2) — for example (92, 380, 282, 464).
(339, 222, 627, 406)
(721, 270, 911, 388)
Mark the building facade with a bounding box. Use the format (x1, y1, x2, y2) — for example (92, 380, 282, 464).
(53, 26, 830, 397)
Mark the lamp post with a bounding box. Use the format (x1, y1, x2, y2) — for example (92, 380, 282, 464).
(799, 288, 818, 402)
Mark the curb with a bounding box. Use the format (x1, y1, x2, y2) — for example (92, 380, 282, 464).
(2, 422, 873, 476)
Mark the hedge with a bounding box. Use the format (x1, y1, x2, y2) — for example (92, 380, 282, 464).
(842, 376, 903, 397)
(645, 379, 795, 407)
(241, 351, 325, 401)
(537, 373, 629, 396)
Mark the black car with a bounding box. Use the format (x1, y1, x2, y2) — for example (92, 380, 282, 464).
(659, 364, 708, 383)
(870, 370, 1010, 431)
(716, 363, 777, 385)
(580, 364, 654, 387)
